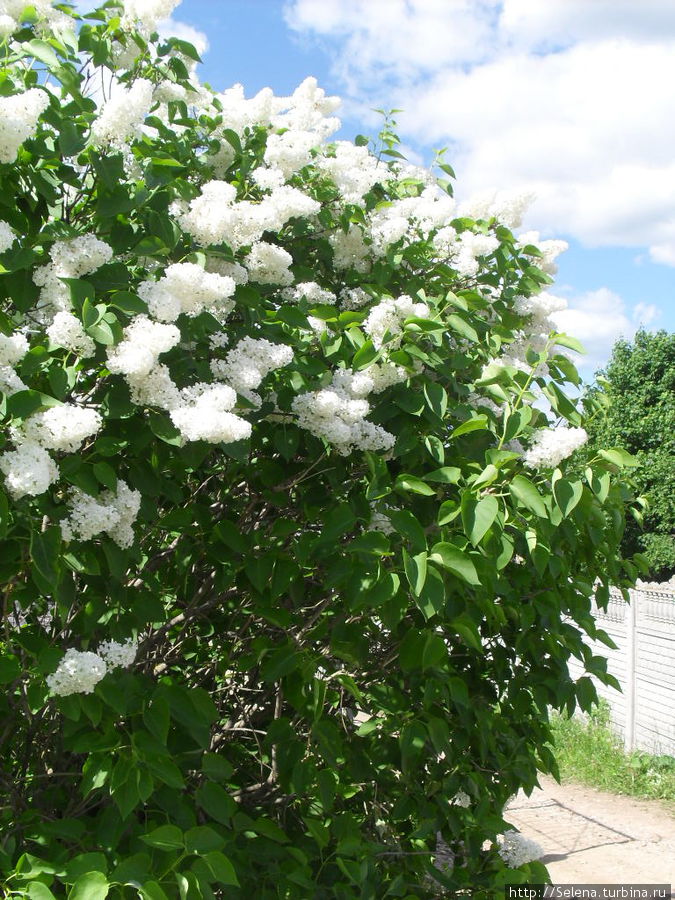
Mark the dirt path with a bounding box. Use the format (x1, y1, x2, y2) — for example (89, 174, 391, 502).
(507, 776, 675, 893)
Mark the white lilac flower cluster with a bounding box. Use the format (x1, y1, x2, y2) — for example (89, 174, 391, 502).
(210, 336, 294, 406)
(137, 262, 236, 322)
(0, 330, 29, 388)
(517, 231, 569, 275)
(292, 368, 399, 456)
(523, 425, 588, 470)
(98, 637, 138, 669)
(0, 87, 50, 164)
(33, 234, 114, 322)
(21, 406, 103, 454)
(0, 401, 102, 499)
(513, 292, 567, 333)
(90, 79, 155, 148)
(120, 0, 180, 33)
(60, 480, 141, 548)
(169, 384, 251, 444)
(285, 282, 337, 306)
(318, 141, 384, 204)
(0, 220, 15, 253)
(450, 790, 471, 808)
(363, 295, 430, 349)
(0, 0, 71, 35)
(179, 180, 319, 252)
(497, 830, 544, 868)
(46, 637, 138, 697)
(459, 190, 535, 230)
(47, 311, 96, 357)
(0, 440, 58, 499)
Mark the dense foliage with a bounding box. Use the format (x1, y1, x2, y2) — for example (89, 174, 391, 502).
(585, 329, 675, 580)
(0, 2, 646, 897)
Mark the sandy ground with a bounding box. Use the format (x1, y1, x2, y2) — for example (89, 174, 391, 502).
(507, 776, 675, 895)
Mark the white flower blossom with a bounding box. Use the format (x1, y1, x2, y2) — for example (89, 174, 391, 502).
(292, 369, 395, 456)
(98, 637, 138, 669)
(90, 79, 155, 147)
(0, 220, 15, 253)
(363, 295, 429, 349)
(0, 88, 49, 164)
(106, 315, 180, 377)
(497, 830, 544, 868)
(47, 311, 96, 358)
(0, 440, 58, 498)
(46, 649, 107, 697)
(121, 0, 180, 34)
(170, 383, 252, 444)
(523, 425, 588, 470)
(211, 336, 293, 404)
(61, 480, 141, 548)
(245, 241, 294, 286)
(21, 405, 102, 454)
(138, 262, 236, 322)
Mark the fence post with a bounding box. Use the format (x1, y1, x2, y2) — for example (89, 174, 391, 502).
(624, 588, 637, 751)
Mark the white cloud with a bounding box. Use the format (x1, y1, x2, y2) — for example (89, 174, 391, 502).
(285, 0, 675, 265)
(552, 288, 660, 371)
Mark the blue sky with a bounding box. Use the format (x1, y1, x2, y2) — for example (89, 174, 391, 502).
(166, 0, 674, 379)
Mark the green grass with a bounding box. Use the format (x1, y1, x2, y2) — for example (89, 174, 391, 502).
(549, 702, 675, 808)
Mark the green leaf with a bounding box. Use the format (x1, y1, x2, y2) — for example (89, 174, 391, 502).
(415, 565, 445, 620)
(599, 448, 639, 468)
(260, 645, 300, 681)
(30, 526, 61, 586)
(394, 474, 436, 496)
(93, 462, 117, 491)
(139, 883, 170, 900)
(185, 826, 225, 855)
(424, 466, 461, 484)
(428, 543, 480, 585)
(399, 629, 448, 672)
(140, 825, 184, 851)
(437, 500, 461, 526)
(27, 40, 60, 68)
(109, 291, 147, 315)
(195, 783, 237, 825)
(65, 856, 108, 881)
(446, 313, 479, 343)
(509, 475, 548, 518)
(201, 752, 233, 782)
(423, 382, 448, 418)
(27, 885, 57, 900)
(553, 332, 586, 354)
(68, 871, 109, 900)
(451, 415, 488, 439)
(387, 509, 426, 551)
(553, 477, 583, 517)
(461, 494, 499, 546)
(7, 390, 60, 421)
(399, 721, 427, 773)
(202, 851, 239, 887)
(450, 614, 483, 652)
(111, 768, 141, 820)
(0, 654, 21, 684)
(351, 339, 379, 370)
(402, 548, 427, 597)
(148, 412, 183, 446)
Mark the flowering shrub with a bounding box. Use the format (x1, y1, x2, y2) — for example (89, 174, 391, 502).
(0, 2, 647, 896)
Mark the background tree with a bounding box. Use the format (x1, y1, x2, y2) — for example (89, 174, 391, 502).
(584, 329, 675, 580)
(0, 2, 645, 897)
